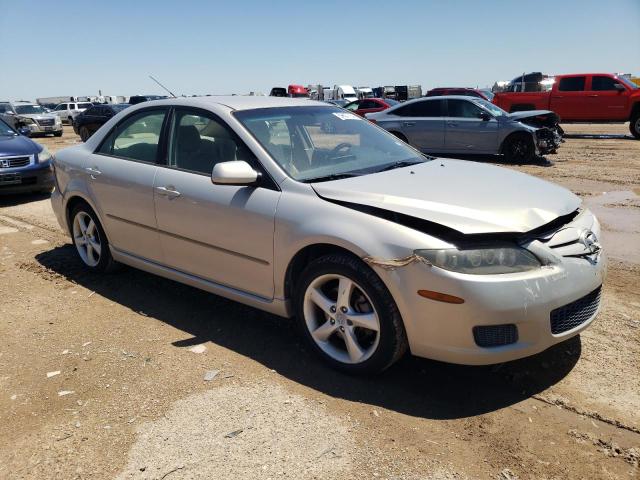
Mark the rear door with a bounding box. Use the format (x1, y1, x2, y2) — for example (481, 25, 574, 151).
(585, 75, 629, 120)
(87, 107, 168, 262)
(550, 76, 588, 120)
(444, 99, 498, 154)
(153, 107, 280, 299)
(356, 99, 384, 116)
(391, 99, 445, 152)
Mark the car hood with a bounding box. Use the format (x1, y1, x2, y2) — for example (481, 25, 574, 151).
(508, 110, 558, 122)
(311, 159, 580, 235)
(0, 134, 40, 156)
(15, 113, 57, 120)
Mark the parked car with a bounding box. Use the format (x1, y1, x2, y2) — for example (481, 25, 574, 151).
(51, 96, 604, 373)
(426, 87, 492, 101)
(0, 102, 18, 129)
(493, 73, 640, 138)
(0, 118, 54, 194)
(287, 85, 309, 98)
(128, 95, 168, 105)
(73, 104, 130, 141)
(270, 87, 287, 97)
(344, 98, 399, 117)
(52, 101, 94, 125)
(366, 96, 562, 162)
(8, 102, 63, 137)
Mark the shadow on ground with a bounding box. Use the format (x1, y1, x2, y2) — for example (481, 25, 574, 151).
(0, 191, 51, 207)
(36, 244, 581, 420)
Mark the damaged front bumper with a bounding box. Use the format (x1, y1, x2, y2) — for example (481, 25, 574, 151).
(369, 210, 606, 365)
(535, 127, 563, 155)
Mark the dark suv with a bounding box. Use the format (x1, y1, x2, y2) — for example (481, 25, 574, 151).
(73, 104, 130, 141)
(0, 119, 54, 194)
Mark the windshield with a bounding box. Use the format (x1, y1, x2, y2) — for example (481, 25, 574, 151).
(15, 105, 47, 115)
(235, 106, 428, 182)
(618, 76, 638, 90)
(479, 89, 495, 101)
(472, 98, 507, 117)
(0, 103, 14, 114)
(0, 119, 16, 136)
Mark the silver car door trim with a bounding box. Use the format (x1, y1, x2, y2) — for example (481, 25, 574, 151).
(109, 244, 274, 303)
(106, 213, 270, 265)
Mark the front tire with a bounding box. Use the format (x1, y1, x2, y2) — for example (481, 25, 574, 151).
(70, 203, 117, 272)
(54, 131, 63, 137)
(503, 132, 535, 163)
(630, 112, 640, 139)
(295, 253, 408, 374)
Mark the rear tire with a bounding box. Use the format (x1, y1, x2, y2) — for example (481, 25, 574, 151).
(294, 253, 408, 374)
(70, 203, 118, 273)
(79, 126, 90, 142)
(630, 112, 640, 139)
(503, 132, 535, 163)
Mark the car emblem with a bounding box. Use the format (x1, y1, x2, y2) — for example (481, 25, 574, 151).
(579, 229, 601, 255)
(0, 159, 9, 168)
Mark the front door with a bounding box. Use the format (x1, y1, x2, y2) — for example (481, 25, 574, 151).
(87, 107, 168, 262)
(586, 75, 629, 121)
(153, 108, 280, 299)
(444, 99, 498, 154)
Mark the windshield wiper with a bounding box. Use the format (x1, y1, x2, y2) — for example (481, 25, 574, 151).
(371, 159, 426, 174)
(306, 172, 362, 183)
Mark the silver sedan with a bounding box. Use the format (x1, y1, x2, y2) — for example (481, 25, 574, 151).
(366, 96, 562, 162)
(51, 97, 604, 373)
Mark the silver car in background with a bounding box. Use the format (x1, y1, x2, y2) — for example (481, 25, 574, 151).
(0, 102, 63, 137)
(367, 96, 562, 162)
(51, 97, 604, 374)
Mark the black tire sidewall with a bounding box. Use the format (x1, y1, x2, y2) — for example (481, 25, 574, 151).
(70, 203, 114, 272)
(294, 254, 406, 374)
(505, 133, 534, 163)
(630, 114, 640, 139)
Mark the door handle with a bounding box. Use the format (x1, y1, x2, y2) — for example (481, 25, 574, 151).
(85, 166, 101, 178)
(587, 94, 598, 97)
(155, 186, 181, 199)
(403, 121, 416, 127)
(447, 121, 458, 127)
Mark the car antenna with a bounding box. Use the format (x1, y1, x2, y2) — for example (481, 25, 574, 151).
(149, 75, 177, 98)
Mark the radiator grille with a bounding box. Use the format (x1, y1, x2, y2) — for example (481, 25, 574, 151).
(550, 286, 601, 334)
(0, 156, 31, 168)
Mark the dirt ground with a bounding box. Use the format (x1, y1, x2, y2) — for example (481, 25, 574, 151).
(0, 124, 638, 479)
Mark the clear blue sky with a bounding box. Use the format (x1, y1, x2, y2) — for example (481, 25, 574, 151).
(1, 0, 638, 99)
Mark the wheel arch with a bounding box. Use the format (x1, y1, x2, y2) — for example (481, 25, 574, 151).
(500, 129, 535, 155)
(630, 101, 640, 119)
(63, 193, 106, 238)
(284, 243, 363, 304)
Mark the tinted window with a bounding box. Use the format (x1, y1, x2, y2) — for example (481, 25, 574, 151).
(591, 76, 620, 91)
(85, 107, 100, 115)
(393, 100, 443, 117)
(558, 77, 586, 91)
(55, 104, 66, 110)
(168, 109, 253, 175)
(359, 100, 378, 109)
(447, 99, 484, 118)
(78, 103, 93, 109)
(344, 101, 359, 111)
(0, 104, 13, 113)
(97, 109, 166, 162)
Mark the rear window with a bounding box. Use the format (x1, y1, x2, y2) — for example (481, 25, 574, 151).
(558, 77, 586, 91)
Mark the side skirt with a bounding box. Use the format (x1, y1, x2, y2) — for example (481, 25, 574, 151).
(110, 246, 292, 318)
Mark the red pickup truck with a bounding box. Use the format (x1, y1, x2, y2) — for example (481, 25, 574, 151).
(493, 73, 640, 138)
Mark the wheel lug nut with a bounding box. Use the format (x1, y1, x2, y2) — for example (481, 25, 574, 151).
(339, 326, 345, 332)
(330, 318, 335, 325)
(340, 306, 347, 313)
(330, 306, 336, 313)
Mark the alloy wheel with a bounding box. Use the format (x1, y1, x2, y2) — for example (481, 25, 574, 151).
(303, 274, 381, 364)
(72, 211, 102, 267)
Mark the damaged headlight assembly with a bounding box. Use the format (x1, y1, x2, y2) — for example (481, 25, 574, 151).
(414, 246, 541, 275)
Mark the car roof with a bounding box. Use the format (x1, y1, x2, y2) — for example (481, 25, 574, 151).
(140, 95, 326, 111)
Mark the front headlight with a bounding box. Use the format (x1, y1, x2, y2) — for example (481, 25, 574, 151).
(37, 147, 52, 164)
(19, 116, 35, 125)
(415, 246, 541, 275)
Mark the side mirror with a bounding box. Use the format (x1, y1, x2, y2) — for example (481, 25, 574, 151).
(613, 83, 626, 92)
(478, 111, 491, 121)
(18, 127, 31, 136)
(211, 161, 259, 186)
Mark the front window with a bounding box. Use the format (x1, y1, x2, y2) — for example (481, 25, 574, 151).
(617, 76, 638, 90)
(471, 98, 507, 117)
(0, 119, 16, 136)
(0, 104, 14, 114)
(235, 106, 428, 182)
(78, 103, 93, 109)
